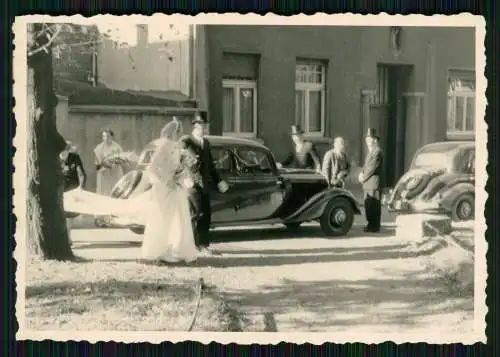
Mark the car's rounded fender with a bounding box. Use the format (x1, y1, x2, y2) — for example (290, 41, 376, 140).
(437, 182, 475, 211)
(284, 188, 362, 223)
(111, 170, 143, 199)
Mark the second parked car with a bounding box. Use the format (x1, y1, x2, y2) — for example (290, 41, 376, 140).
(383, 141, 475, 221)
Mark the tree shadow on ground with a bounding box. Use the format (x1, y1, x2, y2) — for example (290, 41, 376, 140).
(84, 241, 434, 267)
(186, 242, 441, 268)
(210, 225, 396, 243)
(217, 243, 407, 256)
(73, 241, 142, 250)
(220, 271, 473, 331)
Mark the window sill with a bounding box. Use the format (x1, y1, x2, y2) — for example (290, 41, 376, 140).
(302, 134, 331, 143)
(223, 132, 257, 138)
(446, 131, 475, 141)
(223, 132, 264, 143)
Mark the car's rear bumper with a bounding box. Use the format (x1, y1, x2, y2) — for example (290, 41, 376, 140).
(383, 197, 447, 215)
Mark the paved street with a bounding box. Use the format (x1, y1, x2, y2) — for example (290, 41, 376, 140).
(69, 210, 473, 336)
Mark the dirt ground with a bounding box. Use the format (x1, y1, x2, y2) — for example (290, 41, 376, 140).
(42, 220, 476, 340)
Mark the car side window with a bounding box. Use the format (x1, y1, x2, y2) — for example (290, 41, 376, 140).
(234, 148, 274, 175)
(211, 148, 232, 172)
(467, 150, 475, 174)
(456, 149, 475, 174)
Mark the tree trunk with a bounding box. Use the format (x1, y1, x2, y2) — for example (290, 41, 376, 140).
(26, 24, 73, 260)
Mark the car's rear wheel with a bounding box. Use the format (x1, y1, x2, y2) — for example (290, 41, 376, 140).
(320, 197, 354, 237)
(451, 193, 474, 221)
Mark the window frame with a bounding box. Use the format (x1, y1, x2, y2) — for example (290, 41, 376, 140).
(446, 70, 476, 139)
(294, 61, 326, 136)
(233, 147, 277, 176)
(222, 79, 258, 138)
(210, 147, 235, 174)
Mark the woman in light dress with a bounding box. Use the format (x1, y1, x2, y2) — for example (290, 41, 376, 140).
(139, 118, 199, 264)
(94, 129, 124, 196)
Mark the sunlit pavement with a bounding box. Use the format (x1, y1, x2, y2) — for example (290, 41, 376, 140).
(68, 209, 473, 336)
(70, 209, 397, 260)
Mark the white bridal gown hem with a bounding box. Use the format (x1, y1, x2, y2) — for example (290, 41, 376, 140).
(141, 184, 199, 263)
(64, 185, 199, 263)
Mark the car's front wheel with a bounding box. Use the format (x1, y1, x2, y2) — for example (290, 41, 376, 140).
(320, 197, 354, 237)
(451, 193, 475, 221)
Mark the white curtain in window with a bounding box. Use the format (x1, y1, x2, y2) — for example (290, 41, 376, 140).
(465, 97, 475, 131)
(222, 87, 235, 132)
(295, 90, 306, 128)
(308, 91, 322, 132)
(239, 88, 254, 133)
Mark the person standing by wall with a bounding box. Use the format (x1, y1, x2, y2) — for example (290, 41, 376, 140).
(358, 128, 384, 233)
(93, 129, 124, 196)
(322, 136, 350, 188)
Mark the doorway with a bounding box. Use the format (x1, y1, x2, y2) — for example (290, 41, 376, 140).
(369, 64, 413, 188)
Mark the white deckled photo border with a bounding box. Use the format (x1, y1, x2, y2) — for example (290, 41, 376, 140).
(12, 13, 487, 344)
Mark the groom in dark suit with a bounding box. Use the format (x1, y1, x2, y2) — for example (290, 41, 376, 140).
(358, 128, 384, 233)
(181, 115, 229, 256)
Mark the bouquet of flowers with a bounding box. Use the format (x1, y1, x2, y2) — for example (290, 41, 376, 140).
(102, 151, 139, 172)
(176, 148, 202, 188)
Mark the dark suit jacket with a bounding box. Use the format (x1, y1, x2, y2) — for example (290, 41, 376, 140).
(181, 135, 221, 194)
(361, 147, 383, 191)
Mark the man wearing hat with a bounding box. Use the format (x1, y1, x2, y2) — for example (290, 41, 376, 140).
(181, 114, 229, 256)
(280, 125, 321, 171)
(358, 128, 384, 233)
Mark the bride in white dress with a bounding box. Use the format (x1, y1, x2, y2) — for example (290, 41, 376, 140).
(64, 118, 199, 264)
(140, 118, 199, 263)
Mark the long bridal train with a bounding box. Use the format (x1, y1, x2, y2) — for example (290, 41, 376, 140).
(63, 186, 199, 263)
(64, 187, 150, 225)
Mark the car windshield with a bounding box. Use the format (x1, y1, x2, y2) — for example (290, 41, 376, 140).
(410, 143, 474, 172)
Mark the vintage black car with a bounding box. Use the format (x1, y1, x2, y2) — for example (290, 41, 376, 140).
(109, 135, 363, 237)
(383, 141, 475, 221)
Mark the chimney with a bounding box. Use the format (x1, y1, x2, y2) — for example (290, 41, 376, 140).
(137, 24, 148, 47)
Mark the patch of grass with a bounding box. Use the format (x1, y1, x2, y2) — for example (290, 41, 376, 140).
(24, 257, 237, 331)
(421, 236, 474, 297)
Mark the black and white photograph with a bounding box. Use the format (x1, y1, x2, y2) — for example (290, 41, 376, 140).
(13, 14, 486, 344)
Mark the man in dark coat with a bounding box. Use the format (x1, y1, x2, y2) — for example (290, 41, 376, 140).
(181, 115, 229, 256)
(358, 128, 384, 233)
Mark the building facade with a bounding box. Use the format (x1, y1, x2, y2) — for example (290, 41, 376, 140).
(195, 25, 475, 186)
(98, 24, 194, 98)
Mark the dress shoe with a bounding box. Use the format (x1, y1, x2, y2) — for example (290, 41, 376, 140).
(364, 226, 380, 233)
